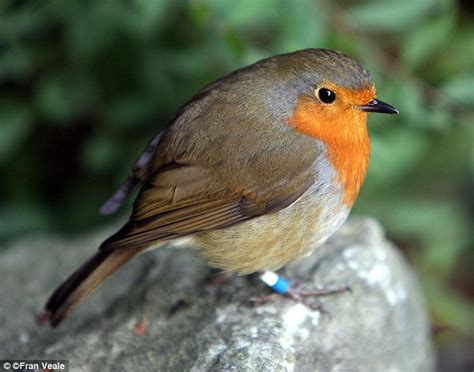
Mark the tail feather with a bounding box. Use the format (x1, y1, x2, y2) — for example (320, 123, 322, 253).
(45, 248, 138, 327)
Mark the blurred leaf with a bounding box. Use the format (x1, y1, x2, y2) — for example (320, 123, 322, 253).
(441, 72, 474, 107)
(370, 130, 430, 185)
(395, 81, 426, 125)
(211, 0, 277, 27)
(81, 135, 119, 173)
(362, 198, 468, 275)
(422, 277, 474, 333)
(34, 73, 96, 124)
(402, 10, 455, 68)
(278, 0, 327, 51)
(0, 2, 47, 42)
(105, 94, 155, 131)
(130, 0, 169, 31)
(430, 25, 474, 81)
(0, 45, 35, 80)
(0, 99, 32, 163)
(349, 0, 442, 32)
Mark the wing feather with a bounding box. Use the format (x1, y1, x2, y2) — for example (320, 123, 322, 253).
(101, 164, 311, 251)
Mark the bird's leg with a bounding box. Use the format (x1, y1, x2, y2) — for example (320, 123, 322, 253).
(205, 269, 234, 287)
(249, 270, 351, 312)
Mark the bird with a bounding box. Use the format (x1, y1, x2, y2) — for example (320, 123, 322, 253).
(44, 48, 398, 327)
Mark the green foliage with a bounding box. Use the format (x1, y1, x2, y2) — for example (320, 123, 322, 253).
(0, 0, 472, 332)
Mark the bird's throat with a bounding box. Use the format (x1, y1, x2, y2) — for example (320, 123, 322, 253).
(326, 134, 370, 206)
(288, 97, 371, 206)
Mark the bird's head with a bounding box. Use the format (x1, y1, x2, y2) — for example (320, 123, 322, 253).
(275, 49, 398, 143)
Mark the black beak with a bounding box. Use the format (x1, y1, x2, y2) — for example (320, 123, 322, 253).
(358, 99, 399, 114)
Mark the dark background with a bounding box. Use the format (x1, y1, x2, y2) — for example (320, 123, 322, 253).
(1, 0, 472, 369)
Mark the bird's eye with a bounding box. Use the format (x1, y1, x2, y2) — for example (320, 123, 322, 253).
(316, 88, 336, 104)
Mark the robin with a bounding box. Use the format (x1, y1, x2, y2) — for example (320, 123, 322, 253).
(45, 48, 398, 327)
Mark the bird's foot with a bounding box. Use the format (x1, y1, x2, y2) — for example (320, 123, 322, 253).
(249, 270, 351, 314)
(205, 270, 234, 287)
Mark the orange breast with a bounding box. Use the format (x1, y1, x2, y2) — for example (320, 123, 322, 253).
(288, 88, 372, 206)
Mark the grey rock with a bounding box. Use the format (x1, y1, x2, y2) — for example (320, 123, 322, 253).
(0, 217, 434, 371)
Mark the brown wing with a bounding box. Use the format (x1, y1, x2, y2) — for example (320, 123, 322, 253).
(100, 163, 313, 251)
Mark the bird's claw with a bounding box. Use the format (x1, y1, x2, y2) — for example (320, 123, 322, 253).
(248, 293, 279, 306)
(287, 283, 352, 298)
(284, 288, 331, 316)
(249, 280, 351, 317)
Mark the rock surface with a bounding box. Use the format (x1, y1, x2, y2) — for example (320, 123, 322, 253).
(0, 217, 434, 371)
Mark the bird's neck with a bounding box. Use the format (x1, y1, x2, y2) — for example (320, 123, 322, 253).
(324, 129, 371, 206)
(289, 98, 371, 206)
